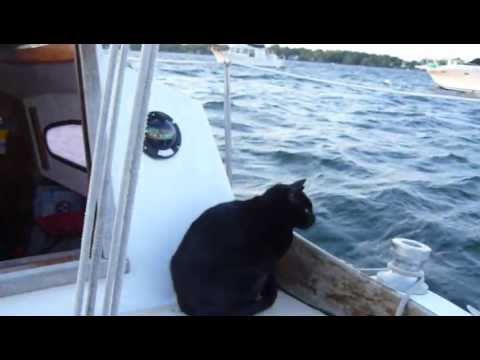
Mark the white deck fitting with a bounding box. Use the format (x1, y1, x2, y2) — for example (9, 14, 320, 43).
(129, 291, 325, 316)
(369, 275, 470, 316)
(411, 291, 471, 316)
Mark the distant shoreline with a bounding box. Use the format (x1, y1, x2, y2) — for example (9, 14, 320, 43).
(122, 44, 454, 70)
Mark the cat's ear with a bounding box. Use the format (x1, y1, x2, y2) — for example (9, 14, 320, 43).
(290, 179, 306, 191)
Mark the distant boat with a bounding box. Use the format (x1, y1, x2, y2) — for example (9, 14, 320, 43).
(224, 44, 285, 68)
(426, 58, 480, 94)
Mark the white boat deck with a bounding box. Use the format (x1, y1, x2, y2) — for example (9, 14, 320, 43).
(129, 291, 325, 316)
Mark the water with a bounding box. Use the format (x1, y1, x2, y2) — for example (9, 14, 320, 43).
(147, 52, 480, 310)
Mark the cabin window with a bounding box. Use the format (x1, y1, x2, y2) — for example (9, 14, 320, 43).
(45, 120, 87, 171)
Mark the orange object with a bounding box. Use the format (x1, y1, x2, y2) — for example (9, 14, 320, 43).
(0, 44, 75, 64)
(0, 129, 7, 141)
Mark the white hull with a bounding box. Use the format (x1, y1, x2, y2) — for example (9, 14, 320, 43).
(225, 45, 285, 68)
(427, 64, 480, 93)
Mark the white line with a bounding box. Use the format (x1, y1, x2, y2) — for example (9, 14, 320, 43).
(236, 62, 480, 104)
(132, 57, 480, 104)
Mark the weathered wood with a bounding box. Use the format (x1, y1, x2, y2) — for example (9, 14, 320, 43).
(276, 234, 434, 316)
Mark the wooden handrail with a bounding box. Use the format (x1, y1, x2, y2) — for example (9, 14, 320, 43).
(0, 44, 75, 64)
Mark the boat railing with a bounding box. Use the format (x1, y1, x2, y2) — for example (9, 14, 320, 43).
(75, 44, 159, 316)
(75, 44, 123, 316)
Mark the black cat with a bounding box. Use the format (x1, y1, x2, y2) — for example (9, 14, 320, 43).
(170, 179, 315, 316)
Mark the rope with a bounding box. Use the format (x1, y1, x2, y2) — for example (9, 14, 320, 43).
(359, 267, 423, 316)
(233, 62, 480, 104)
(394, 276, 424, 316)
(143, 56, 480, 104)
(467, 305, 480, 316)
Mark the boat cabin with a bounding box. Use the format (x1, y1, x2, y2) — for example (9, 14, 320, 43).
(0, 45, 90, 295)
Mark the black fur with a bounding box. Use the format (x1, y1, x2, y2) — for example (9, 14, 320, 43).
(170, 179, 315, 316)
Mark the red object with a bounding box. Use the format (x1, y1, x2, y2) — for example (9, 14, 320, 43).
(36, 211, 84, 237)
(11, 247, 25, 258)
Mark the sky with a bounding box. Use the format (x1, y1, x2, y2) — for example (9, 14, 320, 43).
(271, 44, 480, 62)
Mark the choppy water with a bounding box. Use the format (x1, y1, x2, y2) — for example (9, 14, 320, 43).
(145, 52, 480, 310)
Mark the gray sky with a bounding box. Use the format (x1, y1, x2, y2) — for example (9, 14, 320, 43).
(271, 44, 480, 62)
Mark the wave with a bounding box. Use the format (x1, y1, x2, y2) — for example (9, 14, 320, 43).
(430, 153, 469, 164)
(231, 73, 278, 80)
(203, 100, 243, 110)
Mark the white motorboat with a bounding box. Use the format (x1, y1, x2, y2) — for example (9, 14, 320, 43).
(0, 44, 476, 316)
(223, 44, 285, 68)
(426, 58, 480, 94)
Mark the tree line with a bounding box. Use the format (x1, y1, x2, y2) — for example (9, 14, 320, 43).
(120, 44, 458, 70)
(128, 44, 226, 55)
